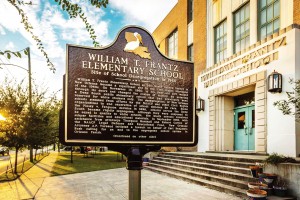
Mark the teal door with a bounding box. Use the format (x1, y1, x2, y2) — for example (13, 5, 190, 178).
(234, 105, 255, 151)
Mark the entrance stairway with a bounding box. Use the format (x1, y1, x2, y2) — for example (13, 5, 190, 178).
(144, 152, 267, 198)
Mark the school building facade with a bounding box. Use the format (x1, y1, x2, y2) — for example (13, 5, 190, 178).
(153, 0, 300, 157)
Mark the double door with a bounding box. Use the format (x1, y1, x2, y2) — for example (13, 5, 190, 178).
(234, 105, 255, 151)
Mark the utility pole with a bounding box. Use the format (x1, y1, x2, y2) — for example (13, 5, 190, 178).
(28, 47, 32, 110)
(27, 47, 34, 163)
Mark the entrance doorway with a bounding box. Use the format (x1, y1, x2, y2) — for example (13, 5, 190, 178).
(234, 92, 255, 151)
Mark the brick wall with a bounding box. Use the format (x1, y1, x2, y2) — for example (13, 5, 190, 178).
(294, 0, 300, 24)
(152, 0, 207, 88)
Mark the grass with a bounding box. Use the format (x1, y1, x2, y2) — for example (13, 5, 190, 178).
(0, 153, 49, 182)
(50, 151, 126, 176)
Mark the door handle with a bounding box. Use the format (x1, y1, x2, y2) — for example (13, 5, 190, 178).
(249, 127, 252, 135)
(244, 125, 248, 135)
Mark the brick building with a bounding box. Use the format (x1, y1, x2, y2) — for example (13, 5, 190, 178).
(153, 0, 300, 157)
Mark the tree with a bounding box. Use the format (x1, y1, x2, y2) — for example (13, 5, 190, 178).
(25, 90, 61, 160)
(0, 79, 28, 174)
(1, 0, 109, 72)
(0, 78, 61, 173)
(274, 79, 300, 120)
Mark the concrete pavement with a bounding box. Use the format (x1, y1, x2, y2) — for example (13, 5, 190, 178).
(0, 152, 241, 200)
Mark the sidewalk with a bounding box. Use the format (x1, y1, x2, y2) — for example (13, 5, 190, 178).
(0, 152, 58, 200)
(0, 152, 241, 200)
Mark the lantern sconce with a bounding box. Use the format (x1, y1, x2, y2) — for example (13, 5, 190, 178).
(196, 97, 205, 111)
(268, 70, 282, 93)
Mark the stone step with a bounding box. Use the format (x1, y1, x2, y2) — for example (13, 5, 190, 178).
(206, 150, 268, 156)
(154, 157, 251, 175)
(149, 161, 256, 184)
(164, 152, 265, 163)
(145, 165, 247, 198)
(160, 154, 257, 168)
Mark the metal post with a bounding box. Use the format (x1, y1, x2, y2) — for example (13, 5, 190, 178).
(27, 47, 34, 163)
(71, 147, 73, 163)
(129, 170, 141, 200)
(126, 147, 143, 200)
(27, 47, 32, 110)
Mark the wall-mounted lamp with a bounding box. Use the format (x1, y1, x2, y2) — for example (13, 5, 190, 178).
(268, 70, 282, 93)
(196, 97, 205, 111)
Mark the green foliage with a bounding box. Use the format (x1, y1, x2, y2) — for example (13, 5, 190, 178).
(0, 79, 28, 151)
(274, 78, 300, 120)
(264, 153, 297, 166)
(0, 78, 61, 156)
(0, 49, 23, 61)
(54, 0, 108, 47)
(7, 0, 55, 72)
(4, 0, 109, 72)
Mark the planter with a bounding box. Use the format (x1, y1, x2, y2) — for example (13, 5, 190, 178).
(249, 166, 260, 178)
(247, 189, 267, 200)
(258, 173, 277, 184)
(273, 187, 287, 197)
(248, 182, 268, 190)
(263, 188, 273, 196)
(264, 178, 275, 188)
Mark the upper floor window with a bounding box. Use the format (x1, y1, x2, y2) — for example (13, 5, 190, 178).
(234, 3, 250, 53)
(188, 44, 194, 61)
(167, 29, 178, 59)
(215, 20, 227, 63)
(259, 0, 280, 40)
(188, 0, 193, 24)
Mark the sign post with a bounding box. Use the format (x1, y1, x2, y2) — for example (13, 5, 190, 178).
(60, 26, 196, 200)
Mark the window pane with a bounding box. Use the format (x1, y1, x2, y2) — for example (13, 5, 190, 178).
(240, 39, 244, 51)
(215, 20, 227, 63)
(252, 110, 255, 128)
(261, 10, 267, 24)
(261, 0, 267, 8)
(241, 24, 245, 37)
(236, 27, 241, 41)
(274, 19, 280, 32)
(236, 12, 240, 24)
(267, 23, 273, 36)
(274, 0, 280, 17)
(261, 26, 266, 39)
(167, 30, 178, 58)
(245, 36, 250, 48)
(234, 3, 250, 53)
(259, 0, 280, 40)
(245, 4, 250, 18)
(267, 5, 273, 22)
(236, 42, 240, 52)
(245, 21, 250, 35)
(238, 112, 246, 129)
(241, 8, 245, 21)
(220, 26, 223, 36)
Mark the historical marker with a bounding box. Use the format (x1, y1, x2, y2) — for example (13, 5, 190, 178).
(62, 26, 196, 146)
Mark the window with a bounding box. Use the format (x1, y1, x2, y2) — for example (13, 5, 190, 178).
(214, 20, 227, 63)
(188, 0, 193, 24)
(234, 3, 250, 53)
(259, 0, 280, 40)
(167, 29, 178, 59)
(188, 44, 193, 61)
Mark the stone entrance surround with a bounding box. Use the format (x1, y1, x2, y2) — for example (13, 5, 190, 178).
(208, 71, 267, 153)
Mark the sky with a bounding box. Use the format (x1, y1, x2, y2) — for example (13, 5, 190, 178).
(0, 0, 177, 98)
